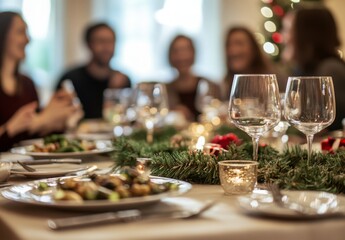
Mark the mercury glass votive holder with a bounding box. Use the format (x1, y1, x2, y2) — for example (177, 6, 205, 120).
(218, 160, 258, 195)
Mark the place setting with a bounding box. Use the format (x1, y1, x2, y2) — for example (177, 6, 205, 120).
(10, 134, 114, 159)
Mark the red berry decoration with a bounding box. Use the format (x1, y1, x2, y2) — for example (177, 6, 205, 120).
(321, 137, 335, 152)
(211, 133, 241, 150)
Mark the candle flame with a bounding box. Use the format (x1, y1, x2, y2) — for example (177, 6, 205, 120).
(195, 136, 206, 150)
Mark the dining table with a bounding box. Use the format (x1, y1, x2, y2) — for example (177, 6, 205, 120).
(0, 152, 345, 240)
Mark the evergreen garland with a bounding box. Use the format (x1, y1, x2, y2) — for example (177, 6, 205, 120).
(111, 127, 345, 193)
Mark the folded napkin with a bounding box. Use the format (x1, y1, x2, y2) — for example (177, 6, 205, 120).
(321, 137, 345, 153)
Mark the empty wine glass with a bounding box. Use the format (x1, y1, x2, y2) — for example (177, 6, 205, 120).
(228, 74, 281, 161)
(103, 88, 133, 125)
(133, 82, 169, 143)
(284, 76, 336, 165)
(195, 79, 222, 124)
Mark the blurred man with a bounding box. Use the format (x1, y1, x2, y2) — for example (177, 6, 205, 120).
(56, 22, 131, 119)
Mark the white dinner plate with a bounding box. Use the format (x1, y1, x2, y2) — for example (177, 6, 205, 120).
(237, 189, 345, 219)
(10, 140, 114, 158)
(1, 176, 192, 211)
(10, 163, 90, 178)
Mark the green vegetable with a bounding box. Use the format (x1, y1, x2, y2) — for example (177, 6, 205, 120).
(38, 182, 49, 191)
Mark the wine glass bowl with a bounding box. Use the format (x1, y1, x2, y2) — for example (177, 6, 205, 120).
(195, 79, 222, 124)
(103, 88, 133, 125)
(228, 74, 281, 161)
(133, 82, 169, 143)
(284, 76, 336, 164)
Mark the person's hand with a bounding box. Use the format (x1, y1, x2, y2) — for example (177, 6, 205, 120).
(5, 102, 37, 137)
(30, 90, 79, 135)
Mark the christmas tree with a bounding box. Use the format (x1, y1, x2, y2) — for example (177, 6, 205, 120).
(261, 0, 322, 61)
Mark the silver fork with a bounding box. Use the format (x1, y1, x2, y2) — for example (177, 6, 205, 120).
(266, 183, 285, 207)
(47, 200, 216, 230)
(17, 161, 36, 172)
(266, 183, 308, 215)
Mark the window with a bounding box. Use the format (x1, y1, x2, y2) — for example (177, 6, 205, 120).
(91, 0, 223, 83)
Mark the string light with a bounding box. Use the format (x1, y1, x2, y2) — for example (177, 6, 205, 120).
(264, 21, 277, 32)
(263, 42, 275, 54)
(261, 7, 273, 18)
(255, 32, 265, 45)
(272, 32, 283, 43)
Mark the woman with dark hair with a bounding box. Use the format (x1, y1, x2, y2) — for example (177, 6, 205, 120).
(0, 11, 77, 151)
(167, 35, 220, 121)
(282, 6, 345, 131)
(222, 27, 285, 99)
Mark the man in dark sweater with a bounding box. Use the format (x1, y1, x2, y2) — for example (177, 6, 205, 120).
(56, 22, 131, 119)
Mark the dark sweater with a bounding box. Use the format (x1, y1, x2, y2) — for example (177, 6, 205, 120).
(0, 75, 39, 151)
(56, 66, 131, 119)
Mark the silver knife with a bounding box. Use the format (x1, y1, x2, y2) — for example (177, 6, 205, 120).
(23, 159, 82, 165)
(47, 210, 141, 230)
(47, 201, 215, 230)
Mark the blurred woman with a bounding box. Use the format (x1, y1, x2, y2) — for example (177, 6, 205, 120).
(167, 35, 219, 121)
(282, 6, 345, 131)
(222, 27, 286, 99)
(0, 11, 77, 151)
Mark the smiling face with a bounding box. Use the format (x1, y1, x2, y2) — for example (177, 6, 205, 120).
(5, 15, 29, 62)
(169, 37, 195, 74)
(88, 26, 115, 67)
(226, 31, 254, 73)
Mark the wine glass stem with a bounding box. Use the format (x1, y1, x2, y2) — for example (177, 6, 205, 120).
(252, 136, 260, 161)
(306, 134, 314, 166)
(145, 120, 154, 144)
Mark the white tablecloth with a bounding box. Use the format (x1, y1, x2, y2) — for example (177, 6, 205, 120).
(0, 157, 345, 240)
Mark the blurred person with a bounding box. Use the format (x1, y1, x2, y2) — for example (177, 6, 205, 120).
(0, 11, 77, 151)
(166, 35, 220, 121)
(222, 27, 287, 99)
(56, 22, 131, 119)
(282, 6, 345, 131)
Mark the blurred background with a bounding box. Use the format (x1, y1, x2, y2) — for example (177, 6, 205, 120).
(1, 0, 344, 104)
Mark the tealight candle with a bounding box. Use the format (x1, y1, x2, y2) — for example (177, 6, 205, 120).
(218, 160, 257, 195)
(136, 158, 152, 176)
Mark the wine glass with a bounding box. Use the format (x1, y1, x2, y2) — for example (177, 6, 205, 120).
(284, 76, 336, 165)
(103, 88, 133, 125)
(195, 79, 222, 123)
(133, 82, 169, 143)
(228, 74, 281, 161)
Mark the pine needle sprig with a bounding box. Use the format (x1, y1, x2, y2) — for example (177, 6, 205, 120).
(110, 126, 345, 193)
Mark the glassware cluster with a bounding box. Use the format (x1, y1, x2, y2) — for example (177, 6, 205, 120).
(228, 74, 336, 165)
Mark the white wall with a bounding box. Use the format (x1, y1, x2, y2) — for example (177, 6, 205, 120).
(62, 0, 92, 69)
(221, 0, 262, 34)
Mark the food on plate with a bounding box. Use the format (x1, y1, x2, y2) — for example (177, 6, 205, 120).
(38, 168, 179, 202)
(32, 134, 96, 153)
